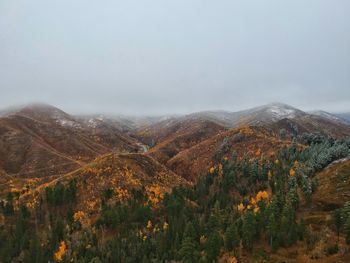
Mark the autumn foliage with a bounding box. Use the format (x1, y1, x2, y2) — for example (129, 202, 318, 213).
(54, 241, 66, 262)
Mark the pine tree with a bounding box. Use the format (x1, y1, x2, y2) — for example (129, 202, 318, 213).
(24, 234, 42, 263)
(242, 211, 256, 250)
(249, 159, 259, 184)
(298, 218, 306, 241)
(266, 212, 279, 250)
(4, 192, 14, 216)
(345, 217, 350, 245)
(224, 224, 239, 254)
(51, 217, 64, 251)
(179, 237, 199, 263)
(183, 222, 196, 240)
(13, 207, 28, 254)
(280, 202, 298, 246)
(207, 214, 220, 233)
(333, 209, 342, 243)
(205, 231, 222, 263)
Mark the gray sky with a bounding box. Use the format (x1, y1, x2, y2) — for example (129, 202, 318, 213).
(1, 0, 349, 115)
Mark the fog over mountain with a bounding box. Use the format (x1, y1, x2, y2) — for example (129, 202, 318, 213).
(1, 0, 350, 115)
(2, 2, 350, 262)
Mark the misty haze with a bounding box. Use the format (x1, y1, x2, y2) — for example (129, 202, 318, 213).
(1, 1, 350, 263)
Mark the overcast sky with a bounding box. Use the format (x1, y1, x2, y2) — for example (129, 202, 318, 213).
(0, 0, 349, 115)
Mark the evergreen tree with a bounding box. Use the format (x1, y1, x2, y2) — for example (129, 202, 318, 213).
(179, 237, 199, 263)
(298, 218, 306, 241)
(333, 209, 342, 243)
(4, 192, 14, 216)
(224, 223, 239, 253)
(183, 222, 196, 240)
(205, 231, 222, 263)
(50, 216, 64, 251)
(345, 217, 350, 245)
(242, 211, 256, 250)
(24, 234, 42, 263)
(280, 202, 298, 246)
(266, 212, 279, 250)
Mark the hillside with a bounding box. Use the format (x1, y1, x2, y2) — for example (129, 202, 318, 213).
(167, 125, 292, 181)
(163, 103, 350, 138)
(138, 118, 226, 164)
(294, 114, 350, 138)
(336, 113, 350, 124)
(312, 158, 350, 210)
(1, 102, 350, 263)
(187, 103, 306, 128)
(266, 115, 350, 140)
(131, 103, 350, 182)
(78, 114, 171, 132)
(20, 153, 189, 217)
(2, 128, 349, 263)
(0, 104, 140, 178)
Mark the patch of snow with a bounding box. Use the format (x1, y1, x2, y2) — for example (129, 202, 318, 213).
(55, 118, 81, 128)
(87, 118, 100, 128)
(268, 106, 296, 119)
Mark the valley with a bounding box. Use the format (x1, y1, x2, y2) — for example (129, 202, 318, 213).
(1, 102, 350, 262)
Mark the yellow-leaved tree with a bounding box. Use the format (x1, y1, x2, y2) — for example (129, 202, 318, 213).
(256, 191, 269, 201)
(289, 168, 296, 177)
(237, 203, 245, 212)
(54, 241, 66, 262)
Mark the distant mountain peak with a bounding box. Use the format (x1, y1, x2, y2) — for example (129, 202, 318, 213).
(1, 102, 64, 116)
(265, 102, 295, 108)
(309, 110, 349, 124)
(262, 102, 303, 118)
(260, 102, 302, 112)
(235, 102, 306, 124)
(0, 103, 84, 128)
